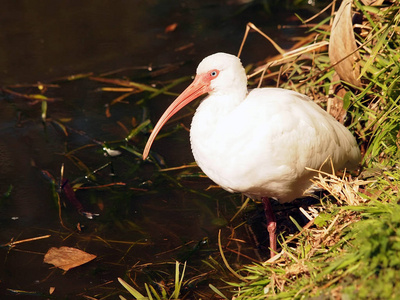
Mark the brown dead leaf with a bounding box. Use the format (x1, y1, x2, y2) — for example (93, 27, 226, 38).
(329, 0, 362, 87)
(44, 246, 96, 271)
(360, 0, 384, 5)
(327, 73, 348, 123)
(328, 92, 346, 123)
(105, 105, 111, 118)
(165, 23, 178, 33)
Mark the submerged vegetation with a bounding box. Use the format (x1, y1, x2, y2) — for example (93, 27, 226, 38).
(1, 0, 399, 299)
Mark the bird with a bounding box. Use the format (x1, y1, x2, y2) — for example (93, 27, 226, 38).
(142, 52, 361, 257)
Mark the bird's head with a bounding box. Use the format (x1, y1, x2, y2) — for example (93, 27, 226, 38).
(196, 52, 247, 95)
(142, 52, 247, 159)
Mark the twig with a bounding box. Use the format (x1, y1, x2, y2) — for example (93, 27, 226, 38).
(2, 235, 51, 248)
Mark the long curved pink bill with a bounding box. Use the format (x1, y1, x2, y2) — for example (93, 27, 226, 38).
(142, 74, 210, 160)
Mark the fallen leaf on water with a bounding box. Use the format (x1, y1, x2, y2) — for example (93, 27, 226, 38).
(44, 246, 96, 271)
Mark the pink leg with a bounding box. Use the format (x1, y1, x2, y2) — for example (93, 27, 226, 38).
(262, 197, 277, 257)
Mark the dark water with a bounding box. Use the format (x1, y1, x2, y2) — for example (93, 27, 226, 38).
(0, 1, 323, 299)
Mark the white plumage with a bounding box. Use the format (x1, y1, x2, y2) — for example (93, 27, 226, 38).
(143, 52, 361, 256)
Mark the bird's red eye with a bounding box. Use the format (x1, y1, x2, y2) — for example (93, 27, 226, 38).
(209, 70, 219, 78)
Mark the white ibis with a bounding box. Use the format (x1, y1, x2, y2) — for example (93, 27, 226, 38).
(143, 52, 361, 257)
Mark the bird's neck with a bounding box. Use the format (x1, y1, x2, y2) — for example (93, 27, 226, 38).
(196, 88, 248, 119)
(190, 88, 247, 146)
(189, 88, 247, 185)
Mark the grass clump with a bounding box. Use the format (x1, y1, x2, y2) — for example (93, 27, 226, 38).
(339, 202, 400, 299)
(119, 261, 187, 300)
(229, 171, 400, 299)
(224, 1, 400, 299)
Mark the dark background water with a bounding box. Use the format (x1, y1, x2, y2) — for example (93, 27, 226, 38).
(0, 1, 326, 299)
(0, 0, 300, 85)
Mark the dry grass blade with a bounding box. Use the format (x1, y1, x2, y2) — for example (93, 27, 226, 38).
(306, 167, 372, 206)
(238, 22, 286, 57)
(218, 230, 247, 282)
(1, 87, 61, 103)
(2, 235, 51, 248)
(90, 76, 159, 92)
(250, 41, 329, 79)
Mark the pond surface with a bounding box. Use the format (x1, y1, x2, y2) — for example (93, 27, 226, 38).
(0, 1, 324, 299)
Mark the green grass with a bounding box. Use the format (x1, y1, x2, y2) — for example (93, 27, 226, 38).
(221, 1, 400, 299)
(119, 261, 187, 300)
